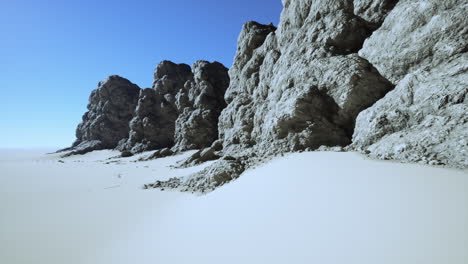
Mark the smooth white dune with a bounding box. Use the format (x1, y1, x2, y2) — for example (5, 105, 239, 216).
(0, 150, 467, 264)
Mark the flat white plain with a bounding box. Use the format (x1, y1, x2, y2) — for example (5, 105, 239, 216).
(0, 149, 467, 264)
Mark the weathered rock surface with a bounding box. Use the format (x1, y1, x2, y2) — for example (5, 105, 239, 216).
(66, 0, 467, 191)
(65, 75, 140, 155)
(62, 140, 104, 157)
(354, 0, 399, 27)
(219, 1, 393, 159)
(157, 0, 396, 192)
(353, 53, 468, 168)
(358, 0, 468, 84)
(118, 60, 229, 154)
(352, 0, 468, 168)
(118, 61, 193, 153)
(145, 158, 246, 193)
(172, 61, 229, 151)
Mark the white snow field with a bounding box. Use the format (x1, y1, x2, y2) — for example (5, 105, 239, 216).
(0, 149, 467, 264)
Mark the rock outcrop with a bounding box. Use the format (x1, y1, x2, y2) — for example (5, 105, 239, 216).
(354, 0, 398, 27)
(118, 60, 229, 154)
(118, 61, 193, 153)
(172, 61, 229, 151)
(217, 1, 394, 160)
(148, 0, 467, 192)
(352, 0, 468, 168)
(147, 0, 396, 192)
(66, 0, 467, 191)
(357, 0, 467, 84)
(64, 75, 140, 156)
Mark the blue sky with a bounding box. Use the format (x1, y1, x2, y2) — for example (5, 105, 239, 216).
(0, 0, 282, 148)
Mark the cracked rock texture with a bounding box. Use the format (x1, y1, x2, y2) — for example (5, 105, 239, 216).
(68, 75, 140, 155)
(354, 0, 398, 27)
(151, 0, 467, 192)
(218, 0, 393, 159)
(118, 60, 229, 154)
(352, 0, 468, 168)
(358, 0, 467, 84)
(172, 61, 229, 151)
(68, 0, 467, 188)
(119, 61, 193, 153)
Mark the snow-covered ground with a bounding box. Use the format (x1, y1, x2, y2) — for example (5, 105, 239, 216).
(0, 149, 467, 264)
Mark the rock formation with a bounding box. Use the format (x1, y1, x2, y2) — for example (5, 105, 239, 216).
(118, 60, 229, 154)
(66, 0, 467, 191)
(118, 61, 194, 153)
(63, 75, 140, 156)
(172, 61, 229, 151)
(64, 60, 229, 156)
(146, 0, 467, 192)
(352, 0, 468, 168)
(354, 0, 398, 27)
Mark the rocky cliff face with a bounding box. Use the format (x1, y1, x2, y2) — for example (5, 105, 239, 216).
(149, 0, 467, 192)
(172, 61, 229, 151)
(66, 0, 467, 189)
(118, 61, 193, 153)
(352, 0, 468, 168)
(118, 60, 229, 154)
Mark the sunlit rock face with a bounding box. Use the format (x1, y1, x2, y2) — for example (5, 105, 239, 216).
(118, 60, 229, 154)
(354, 0, 399, 27)
(218, 0, 393, 158)
(68, 0, 467, 176)
(352, 0, 468, 168)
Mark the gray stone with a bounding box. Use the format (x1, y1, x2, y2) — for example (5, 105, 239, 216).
(352, 54, 468, 168)
(119, 62, 192, 153)
(358, 0, 468, 84)
(145, 159, 245, 193)
(352, 0, 468, 169)
(354, 0, 399, 27)
(153, 0, 396, 193)
(120, 60, 229, 154)
(62, 140, 104, 157)
(64, 75, 140, 156)
(219, 2, 393, 159)
(172, 61, 229, 151)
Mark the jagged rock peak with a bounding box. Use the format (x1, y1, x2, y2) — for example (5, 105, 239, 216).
(352, 0, 468, 168)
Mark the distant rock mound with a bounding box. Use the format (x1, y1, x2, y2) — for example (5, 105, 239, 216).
(62, 75, 140, 156)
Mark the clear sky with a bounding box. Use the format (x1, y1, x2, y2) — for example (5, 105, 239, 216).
(0, 0, 282, 149)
